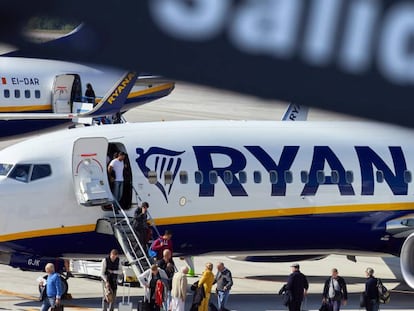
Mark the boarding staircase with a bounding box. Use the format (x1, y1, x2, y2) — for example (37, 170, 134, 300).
(110, 187, 161, 279)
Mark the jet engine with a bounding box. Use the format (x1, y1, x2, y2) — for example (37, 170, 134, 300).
(400, 232, 414, 289)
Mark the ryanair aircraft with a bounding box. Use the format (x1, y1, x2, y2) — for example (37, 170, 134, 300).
(0, 56, 174, 138)
(0, 120, 414, 291)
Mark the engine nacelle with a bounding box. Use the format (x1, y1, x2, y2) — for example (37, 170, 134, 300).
(400, 232, 414, 289)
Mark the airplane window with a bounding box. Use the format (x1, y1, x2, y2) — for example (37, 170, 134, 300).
(404, 170, 412, 183)
(269, 170, 278, 184)
(14, 89, 20, 98)
(0, 163, 13, 175)
(376, 170, 384, 183)
(345, 171, 354, 184)
(164, 171, 173, 184)
(3, 89, 9, 98)
(24, 90, 30, 99)
(317, 170, 325, 184)
(253, 171, 262, 183)
(300, 171, 309, 183)
(331, 170, 339, 184)
(285, 171, 293, 183)
(209, 171, 218, 184)
(223, 170, 233, 184)
(31, 164, 52, 181)
(148, 171, 157, 184)
(195, 171, 203, 184)
(239, 171, 247, 184)
(9, 164, 31, 183)
(35, 90, 41, 98)
(179, 171, 188, 184)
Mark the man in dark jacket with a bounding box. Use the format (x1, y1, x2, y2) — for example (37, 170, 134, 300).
(286, 263, 309, 311)
(364, 267, 379, 311)
(322, 268, 348, 311)
(132, 201, 149, 252)
(213, 262, 233, 311)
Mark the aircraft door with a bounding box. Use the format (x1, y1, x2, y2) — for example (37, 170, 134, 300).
(72, 137, 113, 206)
(52, 74, 82, 113)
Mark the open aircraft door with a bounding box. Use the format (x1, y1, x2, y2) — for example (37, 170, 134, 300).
(52, 74, 81, 113)
(72, 137, 113, 206)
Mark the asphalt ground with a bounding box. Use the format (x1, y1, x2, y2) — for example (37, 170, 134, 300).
(0, 254, 413, 310)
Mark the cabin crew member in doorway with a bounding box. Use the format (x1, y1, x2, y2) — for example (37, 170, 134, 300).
(85, 83, 96, 104)
(108, 151, 126, 202)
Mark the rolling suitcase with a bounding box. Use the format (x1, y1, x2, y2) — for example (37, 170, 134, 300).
(118, 283, 133, 311)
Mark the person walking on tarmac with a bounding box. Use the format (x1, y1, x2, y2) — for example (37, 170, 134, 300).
(40, 263, 63, 311)
(214, 262, 233, 311)
(286, 263, 309, 311)
(198, 262, 215, 311)
(100, 249, 123, 311)
(364, 268, 379, 311)
(322, 268, 348, 311)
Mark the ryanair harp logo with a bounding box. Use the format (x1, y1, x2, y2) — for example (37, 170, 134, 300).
(135, 147, 185, 202)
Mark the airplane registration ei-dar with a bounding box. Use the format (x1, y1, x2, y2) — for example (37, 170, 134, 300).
(1, 120, 414, 289)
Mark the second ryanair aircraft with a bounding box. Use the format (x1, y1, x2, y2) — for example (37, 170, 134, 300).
(0, 120, 414, 289)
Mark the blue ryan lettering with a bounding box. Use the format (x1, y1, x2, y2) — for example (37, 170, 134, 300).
(301, 146, 355, 196)
(356, 146, 408, 195)
(245, 146, 299, 196)
(193, 146, 248, 197)
(186, 145, 409, 197)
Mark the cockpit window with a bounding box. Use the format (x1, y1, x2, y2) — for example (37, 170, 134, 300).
(31, 164, 52, 181)
(9, 164, 31, 182)
(0, 163, 13, 176)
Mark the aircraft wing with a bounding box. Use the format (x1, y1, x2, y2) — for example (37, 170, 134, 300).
(0, 71, 138, 121)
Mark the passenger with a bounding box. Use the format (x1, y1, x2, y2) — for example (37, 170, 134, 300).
(157, 249, 176, 311)
(85, 83, 96, 104)
(100, 249, 123, 311)
(40, 263, 62, 311)
(108, 151, 126, 202)
(152, 229, 173, 260)
(286, 263, 309, 311)
(214, 262, 233, 311)
(322, 268, 348, 311)
(138, 264, 168, 311)
(171, 266, 189, 311)
(197, 262, 215, 311)
(364, 267, 379, 311)
(132, 201, 150, 252)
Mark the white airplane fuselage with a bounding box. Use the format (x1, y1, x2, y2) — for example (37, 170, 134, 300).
(0, 57, 174, 138)
(0, 120, 414, 286)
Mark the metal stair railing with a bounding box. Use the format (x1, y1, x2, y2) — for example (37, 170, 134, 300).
(110, 200, 151, 277)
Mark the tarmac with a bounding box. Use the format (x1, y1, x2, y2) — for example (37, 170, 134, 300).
(0, 83, 412, 310)
(0, 254, 413, 310)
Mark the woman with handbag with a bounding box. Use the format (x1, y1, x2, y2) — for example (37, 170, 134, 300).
(322, 268, 348, 311)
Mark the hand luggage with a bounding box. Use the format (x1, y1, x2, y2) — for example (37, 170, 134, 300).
(137, 298, 151, 311)
(118, 283, 133, 311)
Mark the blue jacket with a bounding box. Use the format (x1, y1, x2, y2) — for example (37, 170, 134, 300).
(46, 273, 62, 298)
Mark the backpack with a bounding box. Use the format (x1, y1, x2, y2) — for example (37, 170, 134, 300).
(377, 279, 391, 304)
(148, 238, 161, 258)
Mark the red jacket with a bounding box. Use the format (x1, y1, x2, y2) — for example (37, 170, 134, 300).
(152, 237, 173, 259)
